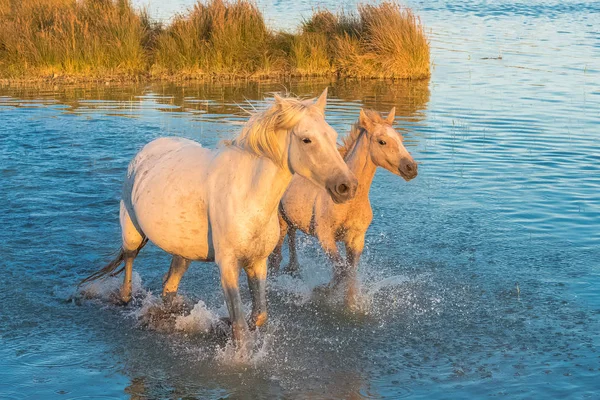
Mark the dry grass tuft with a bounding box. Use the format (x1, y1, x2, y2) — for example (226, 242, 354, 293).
(153, 0, 285, 77)
(358, 3, 430, 78)
(0, 0, 149, 78)
(296, 2, 430, 79)
(0, 0, 430, 81)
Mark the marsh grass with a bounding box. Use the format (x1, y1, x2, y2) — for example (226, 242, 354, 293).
(0, 0, 151, 78)
(152, 0, 286, 78)
(295, 3, 430, 79)
(0, 0, 430, 81)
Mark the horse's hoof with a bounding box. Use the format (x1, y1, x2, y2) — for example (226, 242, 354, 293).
(344, 297, 360, 312)
(232, 326, 253, 348)
(115, 291, 132, 305)
(344, 286, 362, 311)
(211, 317, 232, 338)
(247, 312, 268, 330)
(114, 299, 130, 306)
(161, 291, 177, 305)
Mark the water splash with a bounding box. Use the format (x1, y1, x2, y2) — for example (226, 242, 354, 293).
(215, 324, 277, 366)
(174, 300, 220, 334)
(270, 256, 437, 322)
(75, 272, 146, 304)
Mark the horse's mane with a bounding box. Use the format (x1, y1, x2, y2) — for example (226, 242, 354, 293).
(338, 109, 389, 158)
(227, 96, 316, 166)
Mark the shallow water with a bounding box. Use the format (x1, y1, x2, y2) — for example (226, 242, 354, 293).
(1, 0, 599, 398)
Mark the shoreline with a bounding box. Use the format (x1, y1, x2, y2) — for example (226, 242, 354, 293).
(0, 72, 431, 89)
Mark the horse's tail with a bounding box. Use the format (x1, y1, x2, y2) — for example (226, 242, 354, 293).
(78, 238, 148, 287)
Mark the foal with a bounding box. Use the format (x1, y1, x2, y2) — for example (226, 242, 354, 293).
(268, 108, 418, 307)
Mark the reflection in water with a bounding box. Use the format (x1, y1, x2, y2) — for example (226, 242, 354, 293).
(332, 79, 430, 119)
(0, 78, 430, 122)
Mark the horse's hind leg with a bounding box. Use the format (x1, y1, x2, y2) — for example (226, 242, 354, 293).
(119, 201, 145, 303)
(162, 255, 191, 303)
(120, 256, 135, 304)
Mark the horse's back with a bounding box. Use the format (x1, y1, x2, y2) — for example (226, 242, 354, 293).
(124, 137, 211, 202)
(127, 137, 204, 175)
(122, 137, 215, 260)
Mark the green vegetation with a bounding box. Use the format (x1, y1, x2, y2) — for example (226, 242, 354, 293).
(0, 0, 430, 82)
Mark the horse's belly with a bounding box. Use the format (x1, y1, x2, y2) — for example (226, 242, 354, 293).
(136, 201, 213, 260)
(125, 138, 214, 261)
(147, 226, 212, 261)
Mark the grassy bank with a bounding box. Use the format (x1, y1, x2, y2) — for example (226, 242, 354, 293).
(0, 0, 430, 82)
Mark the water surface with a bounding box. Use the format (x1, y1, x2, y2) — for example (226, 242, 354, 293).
(1, 0, 599, 398)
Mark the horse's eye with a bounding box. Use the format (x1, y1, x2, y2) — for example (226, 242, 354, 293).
(302, 138, 312, 144)
(378, 140, 387, 145)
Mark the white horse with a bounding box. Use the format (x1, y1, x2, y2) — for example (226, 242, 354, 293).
(80, 89, 358, 343)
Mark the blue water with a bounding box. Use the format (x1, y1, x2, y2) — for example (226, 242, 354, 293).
(1, 1, 599, 398)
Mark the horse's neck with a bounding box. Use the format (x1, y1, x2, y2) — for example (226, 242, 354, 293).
(345, 131, 376, 201)
(243, 138, 293, 213)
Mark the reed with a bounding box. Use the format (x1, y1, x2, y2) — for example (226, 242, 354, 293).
(152, 0, 286, 78)
(296, 3, 430, 79)
(358, 3, 430, 79)
(0, 0, 430, 81)
(0, 0, 149, 78)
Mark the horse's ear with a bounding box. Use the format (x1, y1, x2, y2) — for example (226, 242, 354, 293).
(386, 107, 396, 124)
(359, 109, 374, 131)
(314, 87, 328, 113)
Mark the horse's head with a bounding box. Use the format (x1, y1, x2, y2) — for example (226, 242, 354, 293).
(284, 89, 357, 203)
(360, 108, 418, 181)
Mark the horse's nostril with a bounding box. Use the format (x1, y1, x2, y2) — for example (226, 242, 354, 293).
(406, 164, 413, 172)
(337, 183, 349, 194)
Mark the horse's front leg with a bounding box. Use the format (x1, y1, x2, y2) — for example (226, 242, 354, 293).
(245, 257, 268, 330)
(343, 231, 365, 308)
(317, 232, 346, 287)
(286, 227, 300, 275)
(267, 213, 288, 275)
(218, 255, 249, 344)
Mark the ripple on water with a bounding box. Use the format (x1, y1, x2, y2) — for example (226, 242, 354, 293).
(7, 333, 94, 369)
(16, 348, 90, 369)
(0, 394, 22, 400)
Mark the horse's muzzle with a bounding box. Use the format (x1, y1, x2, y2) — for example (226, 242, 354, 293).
(399, 160, 418, 181)
(326, 175, 358, 204)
